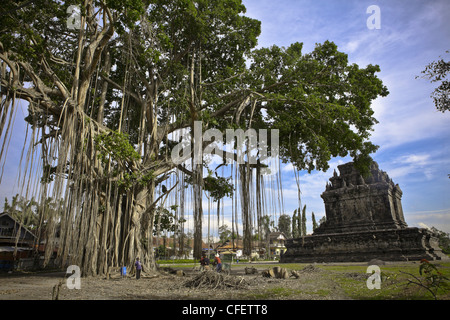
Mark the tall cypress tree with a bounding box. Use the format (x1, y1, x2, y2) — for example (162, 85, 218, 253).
(312, 212, 318, 232)
(301, 205, 307, 236)
(292, 209, 298, 238)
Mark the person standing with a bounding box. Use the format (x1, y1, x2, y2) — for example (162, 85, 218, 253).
(200, 253, 210, 271)
(214, 254, 222, 273)
(135, 257, 142, 279)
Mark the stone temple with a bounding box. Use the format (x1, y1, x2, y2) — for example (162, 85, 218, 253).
(281, 161, 448, 263)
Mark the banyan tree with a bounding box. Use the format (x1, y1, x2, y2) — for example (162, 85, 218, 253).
(0, 0, 388, 276)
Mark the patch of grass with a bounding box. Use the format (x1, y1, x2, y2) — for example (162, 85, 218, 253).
(247, 286, 331, 299)
(274, 261, 450, 300)
(160, 261, 450, 300)
(303, 288, 332, 296)
(157, 259, 196, 264)
(321, 261, 450, 300)
(330, 271, 405, 300)
(247, 287, 302, 299)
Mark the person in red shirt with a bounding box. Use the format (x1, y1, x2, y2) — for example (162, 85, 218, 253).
(214, 254, 222, 273)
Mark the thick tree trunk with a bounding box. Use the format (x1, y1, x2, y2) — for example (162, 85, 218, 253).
(193, 164, 203, 260)
(142, 180, 158, 272)
(120, 181, 159, 274)
(240, 164, 252, 257)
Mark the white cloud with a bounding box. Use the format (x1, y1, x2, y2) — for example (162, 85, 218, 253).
(406, 209, 450, 233)
(342, 39, 361, 54)
(371, 100, 450, 150)
(387, 153, 432, 179)
(417, 222, 431, 230)
(281, 162, 294, 173)
(382, 150, 450, 181)
(398, 154, 431, 166)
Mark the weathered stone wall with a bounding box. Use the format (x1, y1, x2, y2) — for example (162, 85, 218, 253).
(315, 162, 407, 234)
(281, 227, 447, 263)
(281, 161, 448, 263)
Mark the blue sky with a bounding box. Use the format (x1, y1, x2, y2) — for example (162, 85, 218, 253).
(1, 0, 449, 238)
(241, 0, 450, 233)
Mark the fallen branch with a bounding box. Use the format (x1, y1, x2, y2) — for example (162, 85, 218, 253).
(183, 271, 247, 290)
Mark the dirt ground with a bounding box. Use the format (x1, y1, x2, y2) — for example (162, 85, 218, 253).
(0, 263, 349, 300)
(0, 261, 447, 301)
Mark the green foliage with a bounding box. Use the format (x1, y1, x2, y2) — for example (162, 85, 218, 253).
(184, 169, 234, 201)
(418, 51, 449, 113)
(3, 194, 63, 231)
(404, 259, 450, 300)
(3, 0, 387, 186)
(156, 244, 168, 258)
(312, 212, 318, 232)
(94, 130, 141, 164)
(156, 258, 195, 264)
(218, 224, 232, 244)
(277, 214, 291, 238)
(430, 227, 450, 254)
(154, 205, 185, 236)
(292, 205, 307, 238)
(113, 170, 154, 189)
(292, 209, 299, 238)
(3, 195, 39, 230)
(105, 0, 145, 30)
(94, 130, 157, 189)
(3, 0, 389, 249)
(203, 171, 234, 201)
(247, 40, 387, 175)
(217, 224, 240, 243)
(301, 204, 307, 236)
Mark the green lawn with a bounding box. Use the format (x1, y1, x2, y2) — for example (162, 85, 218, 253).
(161, 260, 450, 300)
(276, 261, 450, 300)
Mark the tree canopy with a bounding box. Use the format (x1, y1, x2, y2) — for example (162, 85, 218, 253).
(0, 0, 387, 275)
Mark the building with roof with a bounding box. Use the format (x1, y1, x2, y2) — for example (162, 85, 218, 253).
(269, 232, 287, 257)
(0, 212, 37, 270)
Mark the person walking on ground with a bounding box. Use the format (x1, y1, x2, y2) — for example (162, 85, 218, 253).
(135, 257, 142, 279)
(214, 254, 222, 273)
